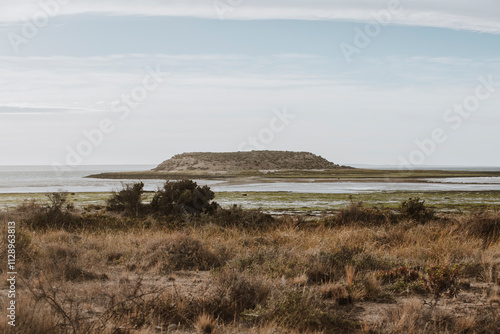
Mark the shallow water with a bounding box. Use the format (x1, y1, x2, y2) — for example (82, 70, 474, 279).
(211, 181, 500, 193)
(426, 177, 500, 184)
(1, 165, 500, 194)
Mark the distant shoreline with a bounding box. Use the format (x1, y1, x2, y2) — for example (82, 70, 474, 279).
(86, 169, 500, 183)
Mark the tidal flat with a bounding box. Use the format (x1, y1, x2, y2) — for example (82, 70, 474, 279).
(1, 190, 499, 212)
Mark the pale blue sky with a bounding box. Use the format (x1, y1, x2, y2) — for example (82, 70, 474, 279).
(1, 1, 500, 167)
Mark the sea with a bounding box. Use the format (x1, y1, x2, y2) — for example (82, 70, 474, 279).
(1, 165, 500, 194)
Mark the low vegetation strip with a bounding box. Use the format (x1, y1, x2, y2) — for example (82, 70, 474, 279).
(87, 167, 500, 181)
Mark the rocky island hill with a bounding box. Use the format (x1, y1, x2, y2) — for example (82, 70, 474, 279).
(87, 151, 352, 180)
(86, 151, 500, 181)
(154, 151, 346, 172)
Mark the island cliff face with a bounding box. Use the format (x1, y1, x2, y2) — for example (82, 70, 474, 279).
(154, 151, 344, 172)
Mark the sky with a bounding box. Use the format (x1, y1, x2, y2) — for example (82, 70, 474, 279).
(1, 0, 500, 167)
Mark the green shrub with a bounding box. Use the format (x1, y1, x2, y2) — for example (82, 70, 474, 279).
(400, 197, 434, 222)
(107, 182, 145, 216)
(150, 180, 219, 216)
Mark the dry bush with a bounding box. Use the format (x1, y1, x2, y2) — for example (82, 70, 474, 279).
(232, 246, 303, 279)
(257, 288, 357, 332)
(306, 257, 337, 283)
(203, 268, 271, 321)
(138, 233, 220, 274)
(377, 297, 500, 334)
(363, 273, 383, 300)
(195, 313, 218, 333)
(37, 243, 108, 282)
(0, 226, 34, 271)
(22, 275, 99, 333)
(106, 182, 145, 216)
(381, 298, 431, 333)
(206, 205, 276, 230)
(323, 202, 397, 227)
(103, 270, 269, 330)
(425, 264, 461, 300)
(14, 196, 149, 232)
(319, 282, 351, 304)
(20, 192, 81, 230)
(0, 295, 58, 334)
(459, 211, 500, 245)
(378, 298, 456, 333)
(306, 246, 381, 283)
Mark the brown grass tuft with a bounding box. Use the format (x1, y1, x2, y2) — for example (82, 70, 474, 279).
(195, 313, 217, 333)
(139, 233, 220, 273)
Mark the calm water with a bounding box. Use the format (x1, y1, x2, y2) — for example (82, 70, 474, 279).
(1, 165, 500, 194)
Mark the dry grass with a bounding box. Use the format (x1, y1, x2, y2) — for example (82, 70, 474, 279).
(137, 233, 221, 273)
(1, 204, 500, 333)
(195, 313, 217, 333)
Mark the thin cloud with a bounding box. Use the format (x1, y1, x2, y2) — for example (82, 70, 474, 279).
(0, 104, 106, 115)
(0, 0, 499, 34)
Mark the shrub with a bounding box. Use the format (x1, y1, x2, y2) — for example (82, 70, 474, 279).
(400, 197, 434, 222)
(323, 202, 396, 227)
(232, 247, 302, 278)
(426, 264, 461, 299)
(140, 234, 220, 273)
(0, 295, 58, 334)
(208, 205, 276, 229)
(377, 266, 421, 284)
(107, 182, 145, 216)
(308, 246, 364, 282)
(21, 192, 79, 230)
(256, 289, 357, 332)
(460, 211, 500, 245)
(0, 227, 34, 263)
(41, 244, 108, 281)
(194, 313, 217, 334)
(150, 180, 219, 216)
(377, 266, 426, 295)
(207, 268, 270, 321)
